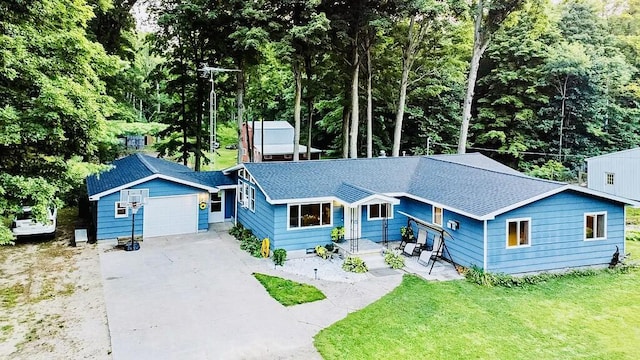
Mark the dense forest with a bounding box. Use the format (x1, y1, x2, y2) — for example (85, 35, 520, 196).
(1, 0, 639, 243)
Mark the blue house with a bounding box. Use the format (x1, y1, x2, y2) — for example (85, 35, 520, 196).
(226, 153, 635, 274)
(86, 153, 235, 240)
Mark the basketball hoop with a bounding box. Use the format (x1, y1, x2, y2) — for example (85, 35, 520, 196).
(119, 189, 148, 251)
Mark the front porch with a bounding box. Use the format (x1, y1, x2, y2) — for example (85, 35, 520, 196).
(333, 238, 462, 281)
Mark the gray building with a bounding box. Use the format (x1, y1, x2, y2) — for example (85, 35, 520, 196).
(586, 148, 640, 201)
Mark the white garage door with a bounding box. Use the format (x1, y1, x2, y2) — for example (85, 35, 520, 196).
(143, 195, 198, 238)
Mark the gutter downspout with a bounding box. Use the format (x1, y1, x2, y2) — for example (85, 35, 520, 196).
(483, 220, 488, 271)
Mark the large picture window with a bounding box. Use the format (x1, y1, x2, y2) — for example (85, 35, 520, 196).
(368, 203, 392, 220)
(289, 202, 332, 229)
(585, 212, 606, 240)
(507, 218, 530, 248)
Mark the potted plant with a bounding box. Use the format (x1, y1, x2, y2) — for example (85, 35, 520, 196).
(331, 226, 345, 243)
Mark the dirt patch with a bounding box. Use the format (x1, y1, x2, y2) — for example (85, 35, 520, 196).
(0, 208, 111, 359)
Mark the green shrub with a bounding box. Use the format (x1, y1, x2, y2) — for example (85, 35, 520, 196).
(342, 256, 368, 273)
(464, 265, 633, 288)
(273, 248, 287, 266)
(325, 243, 335, 252)
(229, 223, 244, 238)
(240, 235, 262, 257)
(384, 250, 405, 269)
(330, 226, 344, 242)
(315, 245, 331, 259)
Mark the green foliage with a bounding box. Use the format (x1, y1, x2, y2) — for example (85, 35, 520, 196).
(627, 231, 640, 242)
(463, 264, 634, 288)
(229, 223, 245, 238)
(273, 248, 287, 266)
(526, 160, 574, 181)
(342, 256, 368, 273)
(330, 226, 344, 242)
(627, 207, 640, 226)
(239, 234, 262, 258)
(384, 250, 405, 269)
(315, 245, 331, 260)
(253, 273, 326, 306)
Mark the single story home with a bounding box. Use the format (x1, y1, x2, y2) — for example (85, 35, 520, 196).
(586, 147, 640, 201)
(226, 153, 635, 274)
(86, 153, 235, 240)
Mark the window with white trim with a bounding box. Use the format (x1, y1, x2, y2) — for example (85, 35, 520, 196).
(585, 212, 606, 240)
(288, 202, 332, 228)
(115, 202, 128, 218)
(605, 172, 614, 185)
(433, 206, 443, 226)
(238, 180, 244, 204)
(506, 218, 530, 248)
(368, 203, 392, 220)
(249, 186, 255, 212)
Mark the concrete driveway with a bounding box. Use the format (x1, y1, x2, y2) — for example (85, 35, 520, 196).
(99, 230, 402, 360)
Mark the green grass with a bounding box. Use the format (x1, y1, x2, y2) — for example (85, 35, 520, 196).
(253, 273, 326, 306)
(627, 207, 640, 225)
(314, 241, 640, 360)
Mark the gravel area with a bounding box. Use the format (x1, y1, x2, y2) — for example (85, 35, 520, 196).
(264, 256, 370, 283)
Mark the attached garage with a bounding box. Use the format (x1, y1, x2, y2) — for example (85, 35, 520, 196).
(143, 195, 198, 238)
(86, 153, 237, 241)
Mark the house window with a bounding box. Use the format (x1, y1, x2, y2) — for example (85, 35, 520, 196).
(368, 203, 392, 220)
(506, 218, 530, 248)
(433, 206, 443, 226)
(249, 187, 255, 212)
(585, 212, 606, 240)
(115, 202, 128, 218)
(238, 181, 244, 204)
(605, 172, 614, 185)
(239, 168, 246, 180)
(288, 202, 332, 229)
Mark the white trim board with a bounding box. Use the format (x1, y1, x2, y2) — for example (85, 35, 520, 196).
(89, 174, 217, 200)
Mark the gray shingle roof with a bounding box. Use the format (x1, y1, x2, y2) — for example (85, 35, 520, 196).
(243, 154, 568, 219)
(86, 153, 234, 197)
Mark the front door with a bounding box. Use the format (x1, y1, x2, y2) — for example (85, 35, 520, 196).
(208, 191, 224, 223)
(343, 206, 361, 240)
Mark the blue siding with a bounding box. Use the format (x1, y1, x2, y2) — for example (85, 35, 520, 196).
(487, 191, 625, 274)
(396, 197, 484, 268)
(237, 180, 275, 244)
(360, 204, 405, 242)
(96, 178, 209, 240)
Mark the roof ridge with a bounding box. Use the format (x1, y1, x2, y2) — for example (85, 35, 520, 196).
(136, 153, 158, 174)
(424, 156, 566, 185)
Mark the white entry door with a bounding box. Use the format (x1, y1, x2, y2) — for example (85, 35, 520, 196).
(343, 206, 361, 240)
(208, 191, 224, 223)
(143, 195, 198, 238)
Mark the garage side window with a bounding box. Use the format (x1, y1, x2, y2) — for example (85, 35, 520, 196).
(585, 212, 606, 240)
(506, 218, 530, 248)
(115, 202, 128, 218)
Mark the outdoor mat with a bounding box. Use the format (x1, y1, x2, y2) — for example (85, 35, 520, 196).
(369, 268, 399, 277)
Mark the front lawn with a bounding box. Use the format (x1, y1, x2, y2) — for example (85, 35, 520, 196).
(253, 273, 326, 306)
(314, 241, 640, 359)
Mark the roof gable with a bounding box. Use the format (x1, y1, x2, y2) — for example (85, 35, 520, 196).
(86, 153, 234, 199)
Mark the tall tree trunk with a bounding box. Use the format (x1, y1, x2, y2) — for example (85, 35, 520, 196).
(392, 65, 410, 157)
(178, 38, 188, 166)
(349, 42, 360, 159)
(458, 0, 488, 154)
(307, 100, 313, 159)
(293, 60, 302, 162)
(342, 106, 350, 158)
(366, 42, 373, 158)
(236, 70, 245, 164)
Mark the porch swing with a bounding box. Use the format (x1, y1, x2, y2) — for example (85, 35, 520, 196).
(400, 217, 458, 275)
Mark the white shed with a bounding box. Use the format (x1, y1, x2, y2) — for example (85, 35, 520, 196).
(586, 148, 640, 200)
